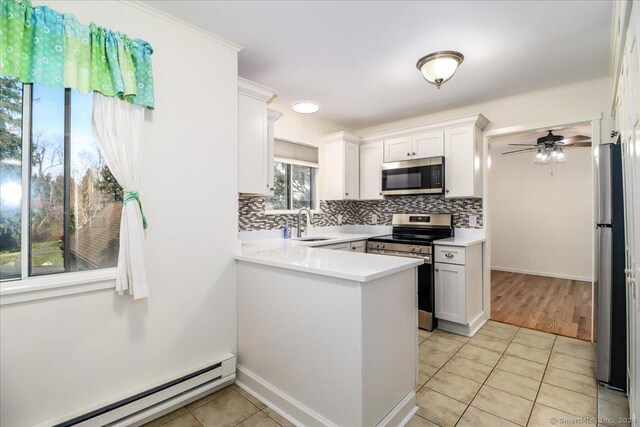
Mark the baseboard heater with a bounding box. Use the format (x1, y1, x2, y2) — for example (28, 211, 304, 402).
(51, 354, 236, 427)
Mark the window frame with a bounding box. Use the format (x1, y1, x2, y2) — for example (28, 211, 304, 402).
(264, 161, 319, 215)
(0, 83, 117, 304)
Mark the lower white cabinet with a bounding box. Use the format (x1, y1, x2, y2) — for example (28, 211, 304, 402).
(314, 240, 366, 252)
(434, 262, 466, 323)
(434, 243, 483, 333)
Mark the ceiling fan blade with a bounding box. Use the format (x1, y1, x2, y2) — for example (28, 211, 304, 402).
(560, 135, 591, 143)
(563, 141, 592, 148)
(501, 147, 537, 155)
(507, 143, 538, 146)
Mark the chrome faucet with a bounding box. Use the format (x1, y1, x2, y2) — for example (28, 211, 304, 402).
(296, 208, 313, 238)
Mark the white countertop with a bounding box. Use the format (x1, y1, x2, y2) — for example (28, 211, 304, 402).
(434, 236, 486, 247)
(235, 231, 423, 282)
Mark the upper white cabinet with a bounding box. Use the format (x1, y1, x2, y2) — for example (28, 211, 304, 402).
(324, 132, 360, 200)
(444, 124, 483, 198)
(238, 78, 278, 195)
(359, 142, 384, 200)
(383, 131, 444, 162)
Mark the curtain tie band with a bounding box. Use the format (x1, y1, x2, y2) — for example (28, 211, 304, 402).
(123, 190, 148, 229)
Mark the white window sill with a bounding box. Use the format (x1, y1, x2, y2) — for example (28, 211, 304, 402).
(0, 268, 117, 306)
(264, 209, 321, 216)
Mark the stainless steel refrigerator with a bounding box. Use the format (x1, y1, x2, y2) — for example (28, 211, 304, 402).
(596, 142, 627, 391)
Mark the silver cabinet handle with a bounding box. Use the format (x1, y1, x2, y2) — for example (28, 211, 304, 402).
(407, 152, 411, 156)
(435, 268, 440, 272)
(269, 187, 274, 191)
(345, 192, 349, 196)
(445, 189, 450, 194)
(352, 246, 357, 250)
(412, 152, 416, 155)
(445, 253, 454, 258)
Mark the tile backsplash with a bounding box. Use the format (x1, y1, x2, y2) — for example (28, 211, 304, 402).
(238, 195, 483, 231)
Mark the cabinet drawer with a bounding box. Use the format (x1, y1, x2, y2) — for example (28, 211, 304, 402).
(434, 245, 466, 265)
(318, 242, 351, 251)
(350, 240, 366, 253)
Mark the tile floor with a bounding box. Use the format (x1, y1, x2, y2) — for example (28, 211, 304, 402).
(144, 320, 630, 427)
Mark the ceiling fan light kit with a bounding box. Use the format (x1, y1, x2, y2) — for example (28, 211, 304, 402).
(503, 130, 591, 165)
(416, 50, 464, 89)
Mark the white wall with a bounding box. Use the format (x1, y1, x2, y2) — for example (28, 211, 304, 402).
(0, 2, 239, 426)
(356, 77, 613, 137)
(268, 102, 344, 200)
(488, 145, 593, 281)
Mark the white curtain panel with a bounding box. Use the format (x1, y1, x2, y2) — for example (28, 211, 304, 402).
(92, 93, 149, 299)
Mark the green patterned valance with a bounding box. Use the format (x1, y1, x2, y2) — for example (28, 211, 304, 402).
(0, 0, 154, 108)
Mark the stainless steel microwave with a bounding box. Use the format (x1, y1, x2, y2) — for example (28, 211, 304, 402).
(381, 157, 444, 195)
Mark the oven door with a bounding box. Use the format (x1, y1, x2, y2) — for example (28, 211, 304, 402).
(381, 157, 444, 196)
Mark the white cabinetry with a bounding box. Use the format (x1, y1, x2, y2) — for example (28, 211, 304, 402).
(313, 240, 367, 252)
(434, 243, 484, 336)
(359, 142, 384, 200)
(238, 78, 277, 195)
(444, 125, 483, 198)
(383, 131, 444, 162)
(324, 132, 361, 200)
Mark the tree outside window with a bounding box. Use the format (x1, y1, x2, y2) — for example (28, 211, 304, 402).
(266, 162, 316, 211)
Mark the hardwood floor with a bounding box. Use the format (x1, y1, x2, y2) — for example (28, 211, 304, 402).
(491, 270, 592, 341)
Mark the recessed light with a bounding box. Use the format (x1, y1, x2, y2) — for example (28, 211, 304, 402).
(293, 102, 319, 114)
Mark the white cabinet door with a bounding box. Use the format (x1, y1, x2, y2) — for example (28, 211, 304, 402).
(435, 262, 466, 323)
(384, 137, 412, 162)
(359, 142, 384, 200)
(412, 131, 444, 159)
(239, 93, 268, 194)
(344, 142, 360, 200)
(319, 242, 351, 251)
(349, 240, 366, 253)
(444, 125, 477, 198)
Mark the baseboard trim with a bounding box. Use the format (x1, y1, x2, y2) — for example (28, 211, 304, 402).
(237, 365, 335, 427)
(376, 391, 417, 427)
(438, 313, 486, 337)
(491, 266, 592, 282)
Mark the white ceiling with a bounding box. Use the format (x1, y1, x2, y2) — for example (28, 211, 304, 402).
(144, 1, 612, 129)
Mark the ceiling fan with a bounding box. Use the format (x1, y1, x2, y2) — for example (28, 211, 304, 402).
(501, 130, 592, 164)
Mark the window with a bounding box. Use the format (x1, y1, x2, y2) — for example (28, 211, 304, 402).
(0, 77, 121, 282)
(266, 162, 317, 211)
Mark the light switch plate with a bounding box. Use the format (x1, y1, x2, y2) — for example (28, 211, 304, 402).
(469, 215, 477, 227)
(371, 214, 378, 224)
(337, 214, 343, 225)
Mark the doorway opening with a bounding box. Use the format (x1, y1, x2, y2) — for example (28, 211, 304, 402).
(487, 123, 595, 341)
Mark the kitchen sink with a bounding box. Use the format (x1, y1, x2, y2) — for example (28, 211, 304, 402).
(295, 237, 334, 242)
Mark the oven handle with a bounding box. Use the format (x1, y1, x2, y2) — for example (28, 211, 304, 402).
(368, 249, 432, 264)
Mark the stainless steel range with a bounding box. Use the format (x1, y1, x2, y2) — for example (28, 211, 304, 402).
(367, 213, 454, 331)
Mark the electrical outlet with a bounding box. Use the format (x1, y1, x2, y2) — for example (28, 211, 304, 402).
(469, 215, 477, 227)
(371, 214, 378, 224)
(337, 214, 343, 225)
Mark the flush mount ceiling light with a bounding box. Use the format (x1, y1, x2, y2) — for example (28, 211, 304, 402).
(416, 51, 464, 89)
(293, 102, 319, 114)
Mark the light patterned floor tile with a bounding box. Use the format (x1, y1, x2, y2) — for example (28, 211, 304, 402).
(425, 369, 482, 404)
(416, 388, 467, 427)
(553, 337, 596, 361)
(457, 343, 503, 367)
(468, 332, 511, 353)
(457, 406, 519, 427)
(418, 329, 432, 344)
(548, 352, 595, 378)
(487, 320, 520, 332)
(422, 334, 465, 353)
(536, 383, 597, 419)
(528, 403, 597, 427)
(144, 408, 190, 427)
(432, 329, 470, 343)
(516, 327, 556, 340)
(161, 413, 203, 427)
(263, 408, 295, 427)
(235, 411, 279, 427)
(406, 414, 438, 426)
(598, 385, 629, 406)
(543, 366, 597, 397)
(598, 398, 631, 426)
(496, 355, 546, 381)
(419, 344, 455, 369)
(485, 368, 540, 401)
(505, 342, 551, 365)
(478, 323, 518, 341)
(512, 331, 555, 350)
(190, 390, 260, 427)
(441, 355, 494, 383)
(470, 385, 534, 426)
(237, 388, 267, 410)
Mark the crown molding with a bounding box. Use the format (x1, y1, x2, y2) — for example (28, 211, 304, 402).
(323, 131, 363, 145)
(122, 1, 243, 52)
(239, 78, 277, 102)
(359, 113, 489, 143)
(267, 108, 283, 121)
